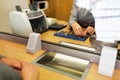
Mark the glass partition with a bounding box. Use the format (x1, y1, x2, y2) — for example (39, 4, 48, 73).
(0, 0, 120, 59)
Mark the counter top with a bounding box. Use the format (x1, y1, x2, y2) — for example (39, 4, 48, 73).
(41, 20, 92, 47)
(0, 39, 120, 80)
(0, 39, 74, 80)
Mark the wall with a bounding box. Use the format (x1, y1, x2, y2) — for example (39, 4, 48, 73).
(45, 0, 73, 21)
(0, 0, 29, 33)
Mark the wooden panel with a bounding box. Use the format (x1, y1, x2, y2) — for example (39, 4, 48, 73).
(41, 20, 92, 47)
(54, 0, 73, 21)
(44, 0, 73, 21)
(86, 63, 120, 80)
(44, 0, 56, 17)
(0, 39, 74, 80)
(32, 0, 73, 21)
(0, 36, 120, 80)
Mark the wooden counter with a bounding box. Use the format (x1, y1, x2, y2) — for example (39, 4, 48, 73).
(0, 39, 120, 80)
(0, 39, 74, 80)
(86, 63, 120, 80)
(41, 20, 92, 47)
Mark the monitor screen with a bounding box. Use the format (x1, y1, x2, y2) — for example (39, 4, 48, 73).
(37, 1, 48, 10)
(39, 2, 45, 9)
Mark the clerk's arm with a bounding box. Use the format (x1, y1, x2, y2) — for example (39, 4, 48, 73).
(68, 0, 84, 36)
(0, 55, 39, 80)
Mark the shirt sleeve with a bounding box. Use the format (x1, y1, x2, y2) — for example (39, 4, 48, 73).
(0, 55, 4, 59)
(0, 62, 22, 80)
(68, 0, 95, 29)
(68, 0, 78, 28)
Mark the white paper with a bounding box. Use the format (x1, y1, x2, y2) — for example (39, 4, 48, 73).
(98, 46, 117, 77)
(76, 0, 120, 10)
(92, 10, 120, 18)
(76, 0, 90, 9)
(95, 17, 120, 43)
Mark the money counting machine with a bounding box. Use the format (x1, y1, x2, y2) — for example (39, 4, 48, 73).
(9, 10, 48, 37)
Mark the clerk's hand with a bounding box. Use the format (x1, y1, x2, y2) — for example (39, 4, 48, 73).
(71, 22, 84, 36)
(21, 62, 39, 80)
(0, 58, 22, 70)
(84, 26, 95, 36)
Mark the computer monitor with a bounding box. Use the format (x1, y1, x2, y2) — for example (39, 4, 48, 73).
(37, 1, 48, 10)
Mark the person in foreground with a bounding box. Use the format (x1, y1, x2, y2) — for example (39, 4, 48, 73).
(0, 55, 39, 80)
(69, 0, 95, 37)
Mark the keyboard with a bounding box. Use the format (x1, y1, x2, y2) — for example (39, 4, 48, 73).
(49, 24, 67, 30)
(54, 31, 89, 41)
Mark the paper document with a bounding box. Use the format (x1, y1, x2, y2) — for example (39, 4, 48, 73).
(95, 17, 120, 43)
(98, 46, 117, 77)
(76, 0, 90, 9)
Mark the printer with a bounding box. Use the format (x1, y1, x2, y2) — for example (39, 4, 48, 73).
(9, 10, 48, 37)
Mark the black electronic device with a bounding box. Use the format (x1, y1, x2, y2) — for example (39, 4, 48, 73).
(49, 24, 67, 30)
(15, 5, 22, 12)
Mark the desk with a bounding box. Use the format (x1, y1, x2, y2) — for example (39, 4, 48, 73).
(0, 39, 74, 80)
(42, 20, 120, 54)
(41, 20, 92, 47)
(86, 63, 120, 80)
(0, 39, 120, 80)
(41, 20, 120, 67)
